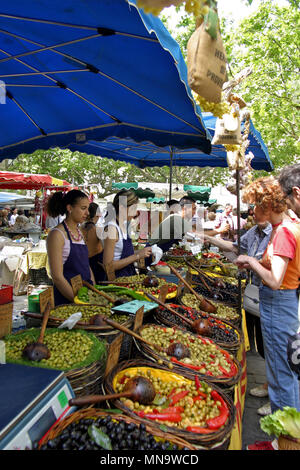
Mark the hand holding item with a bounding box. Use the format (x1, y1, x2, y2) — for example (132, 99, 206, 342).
(138, 246, 152, 259)
(235, 254, 252, 270)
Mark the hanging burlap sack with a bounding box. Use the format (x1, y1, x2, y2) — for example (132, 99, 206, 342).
(187, 20, 227, 103)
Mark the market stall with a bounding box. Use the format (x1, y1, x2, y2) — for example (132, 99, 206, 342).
(0, 0, 275, 454)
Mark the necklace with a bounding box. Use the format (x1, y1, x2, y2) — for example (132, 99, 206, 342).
(64, 221, 82, 242)
(272, 221, 283, 228)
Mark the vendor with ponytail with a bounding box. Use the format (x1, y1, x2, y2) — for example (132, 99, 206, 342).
(101, 190, 152, 279)
(46, 189, 94, 306)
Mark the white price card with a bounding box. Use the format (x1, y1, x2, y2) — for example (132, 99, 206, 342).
(191, 244, 202, 255)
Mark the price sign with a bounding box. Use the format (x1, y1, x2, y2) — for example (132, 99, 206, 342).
(104, 333, 124, 377)
(133, 306, 144, 332)
(191, 244, 202, 255)
(159, 284, 169, 303)
(70, 275, 83, 296)
(39, 287, 54, 314)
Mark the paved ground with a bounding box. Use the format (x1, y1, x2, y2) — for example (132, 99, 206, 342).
(12, 294, 271, 450)
(242, 347, 270, 449)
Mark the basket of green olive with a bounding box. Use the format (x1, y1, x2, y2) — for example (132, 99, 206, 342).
(179, 293, 241, 327)
(103, 359, 236, 449)
(153, 304, 242, 357)
(38, 409, 196, 450)
(24, 303, 134, 361)
(3, 328, 107, 397)
(133, 323, 241, 391)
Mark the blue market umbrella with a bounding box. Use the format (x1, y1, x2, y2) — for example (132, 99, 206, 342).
(66, 118, 273, 171)
(202, 113, 273, 172)
(0, 0, 211, 161)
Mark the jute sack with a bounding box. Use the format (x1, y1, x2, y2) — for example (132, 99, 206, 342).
(187, 22, 227, 103)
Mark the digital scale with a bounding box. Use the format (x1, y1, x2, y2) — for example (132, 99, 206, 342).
(0, 363, 76, 450)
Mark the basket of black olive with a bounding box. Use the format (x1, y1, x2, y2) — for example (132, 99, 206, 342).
(178, 293, 242, 328)
(103, 359, 236, 449)
(38, 409, 196, 450)
(191, 274, 240, 308)
(132, 323, 242, 392)
(153, 304, 242, 357)
(24, 303, 134, 361)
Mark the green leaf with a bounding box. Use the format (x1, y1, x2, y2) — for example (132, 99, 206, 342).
(88, 424, 112, 450)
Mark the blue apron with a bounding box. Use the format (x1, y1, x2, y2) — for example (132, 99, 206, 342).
(96, 223, 136, 280)
(53, 222, 93, 306)
(89, 252, 107, 283)
(114, 231, 136, 278)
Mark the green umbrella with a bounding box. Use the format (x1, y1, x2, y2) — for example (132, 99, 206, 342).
(111, 182, 155, 199)
(183, 184, 211, 202)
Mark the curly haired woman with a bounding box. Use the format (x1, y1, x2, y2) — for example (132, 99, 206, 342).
(235, 177, 300, 418)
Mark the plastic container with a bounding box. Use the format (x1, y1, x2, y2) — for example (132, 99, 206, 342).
(0, 285, 13, 305)
(12, 313, 26, 333)
(0, 340, 5, 364)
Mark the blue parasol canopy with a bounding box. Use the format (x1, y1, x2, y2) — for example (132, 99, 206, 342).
(0, 0, 212, 161)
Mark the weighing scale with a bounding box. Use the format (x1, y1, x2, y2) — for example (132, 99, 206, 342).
(0, 363, 76, 450)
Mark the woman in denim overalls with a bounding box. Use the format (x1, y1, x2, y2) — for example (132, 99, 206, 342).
(235, 176, 300, 414)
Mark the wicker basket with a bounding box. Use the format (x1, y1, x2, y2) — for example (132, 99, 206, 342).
(38, 409, 196, 450)
(4, 327, 107, 398)
(24, 304, 134, 361)
(103, 359, 236, 449)
(179, 294, 242, 328)
(133, 323, 242, 393)
(65, 360, 106, 398)
(278, 435, 300, 450)
(153, 304, 242, 357)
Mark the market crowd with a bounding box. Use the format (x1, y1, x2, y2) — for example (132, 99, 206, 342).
(45, 162, 300, 451)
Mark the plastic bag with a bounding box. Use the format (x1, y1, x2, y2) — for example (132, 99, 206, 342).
(58, 312, 82, 330)
(150, 244, 163, 265)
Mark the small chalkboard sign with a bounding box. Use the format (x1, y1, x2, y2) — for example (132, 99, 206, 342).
(70, 275, 83, 296)
(111, 300, 158, 315)
(39, 287, 55, 313)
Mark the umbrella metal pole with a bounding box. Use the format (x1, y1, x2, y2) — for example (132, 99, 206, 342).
(169, 148, 174, 200)
(236, 170, 242, 317)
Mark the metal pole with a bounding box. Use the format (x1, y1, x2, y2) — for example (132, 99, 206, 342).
(169, 147, 174, 200)
(236, 170, 242, 317)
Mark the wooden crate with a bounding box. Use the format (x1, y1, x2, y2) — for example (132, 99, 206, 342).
(0, 302, 13, 338)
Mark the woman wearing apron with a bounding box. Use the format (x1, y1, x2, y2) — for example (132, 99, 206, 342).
(101, 190, 152, 280)
(46, 189, 94, 306)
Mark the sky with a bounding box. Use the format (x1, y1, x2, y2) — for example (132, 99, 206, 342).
(165, 0, 290, 27)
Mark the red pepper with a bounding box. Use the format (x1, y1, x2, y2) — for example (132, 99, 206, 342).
(186, 426, 213, 434)
(142, 412, 182, 422)
(219, 365, 231, 377)
(154, 406, 184, 414)
(194, 375, 201, 390)
(206, 391, 229, 430)
(193, 393, 207, 402)
(169, 390, 189, 405)
(206, 407, 229, 430)
(170, 357, 202, 370)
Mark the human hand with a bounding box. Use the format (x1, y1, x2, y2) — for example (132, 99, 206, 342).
(139, 246, 152, 259)
(234, 254, 252, 269)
